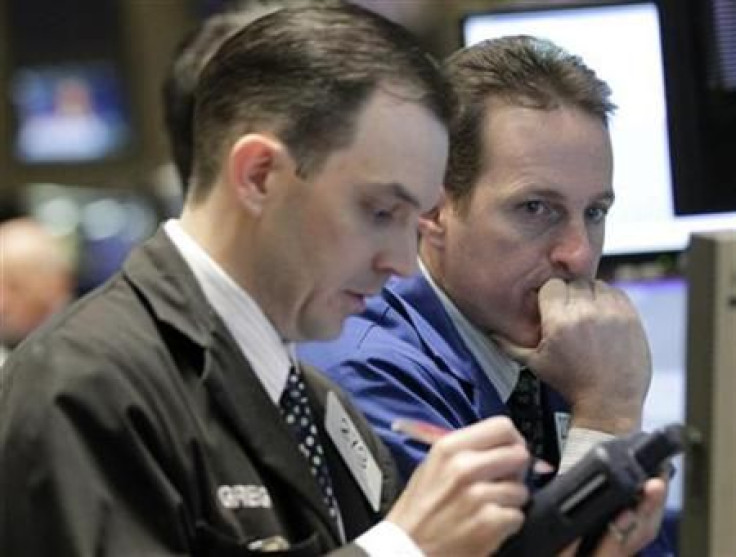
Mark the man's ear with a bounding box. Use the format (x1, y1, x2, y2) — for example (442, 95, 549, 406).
(418, 189, 448, 248)
(227, 134, 285, 215)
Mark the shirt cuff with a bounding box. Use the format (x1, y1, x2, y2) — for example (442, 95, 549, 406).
(558, 427, 615, 475)
(354, 520, 425, 557)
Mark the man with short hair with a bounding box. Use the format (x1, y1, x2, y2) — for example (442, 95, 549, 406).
(161, 0, 342, 191)
(0, 7, 533, 556)
(299, 35, 670, 554)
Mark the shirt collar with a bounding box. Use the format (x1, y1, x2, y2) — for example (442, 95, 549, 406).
(164, 219, 292, 403)
(418, 257, 521, 401)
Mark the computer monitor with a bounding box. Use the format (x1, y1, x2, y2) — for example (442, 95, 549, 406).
(10, 61, 132, 163)
(680, 229, 736, 555)
(614, 276, 687, 511)
(461, 1, 736, 256)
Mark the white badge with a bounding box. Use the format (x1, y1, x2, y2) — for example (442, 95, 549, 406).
(325, 391, 382, 511)
(555, 411, 571, 453)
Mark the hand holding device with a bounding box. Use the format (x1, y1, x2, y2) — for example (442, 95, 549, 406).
(496, 423, 684, 557)
(387, 416, 530, 557)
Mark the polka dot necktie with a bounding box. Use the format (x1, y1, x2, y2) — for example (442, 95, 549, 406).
(507, 367, 546, 459)
(279, 365, 341, 529)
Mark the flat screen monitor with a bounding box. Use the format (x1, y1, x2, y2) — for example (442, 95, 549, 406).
(680, 230, 736, 554)
(615, 276, 687, 511)
(10, 61, 132, 164)
(462, 1, 736, 256)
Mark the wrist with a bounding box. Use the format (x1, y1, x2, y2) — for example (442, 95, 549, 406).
(570, 405, 642, 434)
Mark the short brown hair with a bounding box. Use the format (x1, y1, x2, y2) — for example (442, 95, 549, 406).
(190, 4, 453, 202)
(443, 35, 615, 210)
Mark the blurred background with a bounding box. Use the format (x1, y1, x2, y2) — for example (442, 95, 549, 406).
(0, 0, 734, 540)
(1, 0, 734, 296)
(0, 0, 496, 296)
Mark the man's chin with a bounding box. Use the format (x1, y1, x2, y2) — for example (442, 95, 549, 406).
(507, 326, 541, 350)
(299, 318, 345, 343)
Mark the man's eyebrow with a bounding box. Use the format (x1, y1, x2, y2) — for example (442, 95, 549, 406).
(370, 182, 422, 209)
(598, 190, 615, 204)
(523, 187, 615, 204)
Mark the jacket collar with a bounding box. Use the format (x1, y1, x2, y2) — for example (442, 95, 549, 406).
(381, 273, 482, 387)
(123, 228, 215, 346)
(122, 229, 342, 543)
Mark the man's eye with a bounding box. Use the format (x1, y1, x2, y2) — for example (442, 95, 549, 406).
(369, 207, 395, 225)
(522, 200, 546, 215)
(586, 205, 609, 223)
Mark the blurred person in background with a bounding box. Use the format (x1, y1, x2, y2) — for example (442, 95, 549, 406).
(0, 217, 75, 365)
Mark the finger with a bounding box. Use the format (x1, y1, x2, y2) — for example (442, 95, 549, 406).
(491, 334, 536, 365)
(565, 278, 596, 301)
(559, 539, 580, 557)
(639, 478, 668, 515)
(592, 279, 613, 300)
(435, 415, 526, 453)
(429, 441, 530, 484)
(538, 277, 568, 314)
(595, 478, 668, 557)
(467, 480, 529, 509)
(619, 481, 667, 552)
(594, 509, 640, 555)
(478, 505, 526, 546)
(597, 281, 648, 321)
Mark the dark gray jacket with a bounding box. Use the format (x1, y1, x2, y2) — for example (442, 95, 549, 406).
(0, 229, 400, 556)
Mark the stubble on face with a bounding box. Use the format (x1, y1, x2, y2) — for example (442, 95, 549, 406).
(428, 101, 613, 349)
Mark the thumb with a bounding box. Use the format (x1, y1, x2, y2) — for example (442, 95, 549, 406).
(491, 334, 537, 366)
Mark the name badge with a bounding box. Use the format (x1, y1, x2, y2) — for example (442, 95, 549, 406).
(325, 391, 382, 511)
(554, 411, 571, 453)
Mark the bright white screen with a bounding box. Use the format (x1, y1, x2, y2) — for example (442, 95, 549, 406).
(463, 3, 736, 255)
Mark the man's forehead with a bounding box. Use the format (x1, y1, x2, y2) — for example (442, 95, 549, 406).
(363, 180, 442, 212)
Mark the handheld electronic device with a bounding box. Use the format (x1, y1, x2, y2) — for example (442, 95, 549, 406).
(497, 423, 685, 556)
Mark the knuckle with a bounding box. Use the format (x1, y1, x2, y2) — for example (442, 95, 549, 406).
(447, 455, 476, 483)
(511, 443, 531, 466)
(492, 414, 515, 433)
(429, 435, 454, 461)
(513, 483, 530, 506)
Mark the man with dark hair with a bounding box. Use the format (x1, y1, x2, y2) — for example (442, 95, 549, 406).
(1, 7, 536, 556)
(162, 0, 342, 191)
(300, 35, 670, 554)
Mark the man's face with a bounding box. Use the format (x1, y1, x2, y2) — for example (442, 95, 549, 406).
(0, 264, 55, 347)
(433, 101, 613, 348)
(253, 90, 448, 341)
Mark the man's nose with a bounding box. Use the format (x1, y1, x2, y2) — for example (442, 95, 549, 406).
(549, 220, 597, 277)
(374, 227, 419, 278)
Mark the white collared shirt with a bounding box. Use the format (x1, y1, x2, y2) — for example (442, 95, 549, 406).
(164, 219, 291, 403)
(164, 220, 423, 556)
